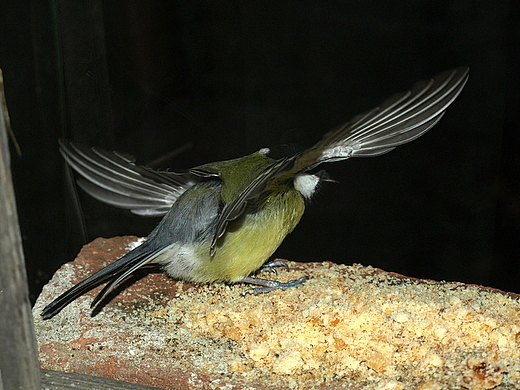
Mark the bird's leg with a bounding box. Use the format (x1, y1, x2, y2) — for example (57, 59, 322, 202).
(257, 259, 289, 275)
(238, 275, 308, 294)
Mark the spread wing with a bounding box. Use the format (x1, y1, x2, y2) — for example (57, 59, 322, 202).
(59, 140, 195, 216)
(292, 66, 469, 173)
(208, 67, 469, 253)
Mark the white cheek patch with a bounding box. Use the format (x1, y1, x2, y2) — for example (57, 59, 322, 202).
(294, 174, 320, 200)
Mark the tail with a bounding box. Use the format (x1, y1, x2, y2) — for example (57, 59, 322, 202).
(41, 242, 163, 319)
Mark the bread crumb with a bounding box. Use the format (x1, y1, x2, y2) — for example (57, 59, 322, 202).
(150, 262, 520, 389)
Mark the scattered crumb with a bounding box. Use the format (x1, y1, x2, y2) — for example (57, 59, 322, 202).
(148, 262, 520, 389)
(126, 237, 146, 251)
(33, 240, 520, 390)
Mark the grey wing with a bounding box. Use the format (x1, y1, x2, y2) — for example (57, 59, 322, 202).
(59, 140, 195, 216)
(294, 66, 469, 172)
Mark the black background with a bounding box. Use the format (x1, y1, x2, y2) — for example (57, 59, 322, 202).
(1, 1, 519, 303)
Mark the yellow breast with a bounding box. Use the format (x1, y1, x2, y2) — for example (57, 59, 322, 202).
(192, 188, 305, 283)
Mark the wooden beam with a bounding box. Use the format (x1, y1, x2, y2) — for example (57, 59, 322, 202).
(0, 69, 41, 389)
(41, 370, 166, 390)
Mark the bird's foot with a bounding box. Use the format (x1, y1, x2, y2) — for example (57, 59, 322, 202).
(239, 276, 308, 295)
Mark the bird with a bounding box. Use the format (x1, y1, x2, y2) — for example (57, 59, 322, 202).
(41, 67, 469, 319)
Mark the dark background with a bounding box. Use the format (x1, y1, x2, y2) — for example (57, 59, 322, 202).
(1, 1, 519, 303)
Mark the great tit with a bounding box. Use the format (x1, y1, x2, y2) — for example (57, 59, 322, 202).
(41, 67, 469, 319)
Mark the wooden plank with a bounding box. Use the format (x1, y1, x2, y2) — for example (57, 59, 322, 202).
(0, 69, 41, 389)
(41, 370, 166, 390)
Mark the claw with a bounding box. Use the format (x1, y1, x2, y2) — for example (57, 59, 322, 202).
(257, 260, 290, 275)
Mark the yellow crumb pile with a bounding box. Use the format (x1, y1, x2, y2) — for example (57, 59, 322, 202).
(152, 262, 520, 389)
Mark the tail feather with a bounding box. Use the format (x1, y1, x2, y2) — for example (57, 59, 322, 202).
(40, 243, 161, 319)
